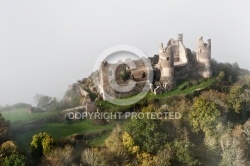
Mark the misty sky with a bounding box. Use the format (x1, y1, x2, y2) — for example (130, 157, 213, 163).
(0, 0, 250, 106)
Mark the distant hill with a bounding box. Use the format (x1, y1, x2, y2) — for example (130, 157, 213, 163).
(0, 103, 31, 112)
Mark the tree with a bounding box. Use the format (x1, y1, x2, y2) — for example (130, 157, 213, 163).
(104, 125, 131, 165)
(189, 97, 220, 134)
(0, 113, 10, 144)
(81, 148, 105, 166)
(153, 146, 172, 166)
(243, 119, 250, 144)
(219, 71, 226, 80)
(2, 154, 25, 166)
(122, 131, 139, 154)
(31, 132, 56, 157)
(219, 133, 247, 166)
(105, 125, 124, 153)
(171, 140, 199, 166)
(124, 115, 167, 154)
(199, 89, 228, 112)
(43, 145, 73, 165)
(0, 141, 18, 159)
(0, 139, 27, 166)
(34, 94, 57, 111)
(228, 86, 244, 113)
(136, 152, 155, 166)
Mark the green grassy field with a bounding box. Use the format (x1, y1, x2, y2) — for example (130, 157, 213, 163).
(1, 108, 116, 152)
(1, 108, 60, 126)
(13, 120, 115, 152)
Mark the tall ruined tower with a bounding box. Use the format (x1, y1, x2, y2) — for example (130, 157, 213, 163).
(196, 37, 212, 78)
(158, 43, 175, 88)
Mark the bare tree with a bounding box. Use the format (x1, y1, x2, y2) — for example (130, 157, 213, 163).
(219, 133, 247, 166)
(81, 148, 105, 166)
(43, 145, 73, 166)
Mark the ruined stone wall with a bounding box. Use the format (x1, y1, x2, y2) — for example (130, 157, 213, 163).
(99, 62, 106, 100)
(174, 65, 187, 79)
(172, 45, 180, 62)
(178, 41, 188, 64)
(99, 60, 151, 99)
(149, 55, 159, 65)
(198, 57, 212, 78)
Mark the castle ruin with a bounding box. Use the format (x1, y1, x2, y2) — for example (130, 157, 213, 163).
(67, 34, 213, 102)
(152, 34, 212, 91)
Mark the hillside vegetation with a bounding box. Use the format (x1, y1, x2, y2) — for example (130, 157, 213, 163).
(1, 60, 250, 165)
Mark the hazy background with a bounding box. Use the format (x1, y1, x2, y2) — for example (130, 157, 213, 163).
(0, 0, 249, 106)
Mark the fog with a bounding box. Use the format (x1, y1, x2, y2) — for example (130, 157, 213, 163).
(0, 0, 250, 105)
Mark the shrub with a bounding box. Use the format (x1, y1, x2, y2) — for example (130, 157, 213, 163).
(31, 132, 56, 157)
(2, 154, 25, 166)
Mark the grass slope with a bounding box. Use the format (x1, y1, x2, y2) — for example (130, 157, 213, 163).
(153, 77, 216, 99)
(13, 120, 115, 152)
(97, 77, 216, 109)
(1, 108, 60, 126)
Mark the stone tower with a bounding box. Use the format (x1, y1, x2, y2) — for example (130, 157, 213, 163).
(158, 43, 175, 88)
(177, 33, 183, 42)
(196, 37, 212, 78)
